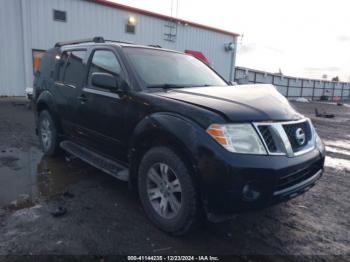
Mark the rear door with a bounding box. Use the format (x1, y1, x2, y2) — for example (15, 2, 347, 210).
(75, 48, 129, 161)
(53, 49, 87, 134)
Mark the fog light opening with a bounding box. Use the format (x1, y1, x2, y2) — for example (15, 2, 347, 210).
(242, 182, 261, 202)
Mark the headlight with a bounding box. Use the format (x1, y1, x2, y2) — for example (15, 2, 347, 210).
(315, 132, 325, 152)
(310, 120, 325, 153)
(206, 124, 267, 155)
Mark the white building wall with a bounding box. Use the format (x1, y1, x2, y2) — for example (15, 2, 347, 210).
(0, 0, 237, 96)
(0, 0, 26, 96)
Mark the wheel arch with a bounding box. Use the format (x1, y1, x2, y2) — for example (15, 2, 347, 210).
(128, 113, 203, 192)
(35, 90, 63, 133)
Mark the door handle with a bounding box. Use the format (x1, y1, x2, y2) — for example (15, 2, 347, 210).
(54, 82, 76, 89)
(65, 84, 76, 89)
(78, 94, 88, 103)
(54, 82, 65, 87)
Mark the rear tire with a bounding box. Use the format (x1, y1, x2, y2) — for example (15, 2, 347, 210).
(38, 110, 59, 156)
(138, 146, 200, 235)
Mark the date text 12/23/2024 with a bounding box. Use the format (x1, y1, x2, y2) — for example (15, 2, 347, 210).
(127, 256, 220, 261)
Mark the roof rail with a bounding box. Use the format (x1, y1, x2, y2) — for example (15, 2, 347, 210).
(104, 39, 133, 45)
(55, 36, 105, 47)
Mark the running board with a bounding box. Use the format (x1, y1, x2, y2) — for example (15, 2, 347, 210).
(60, 141, 129, 182)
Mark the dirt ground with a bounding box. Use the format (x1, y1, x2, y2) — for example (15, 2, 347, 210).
(0, 97, 349, 259)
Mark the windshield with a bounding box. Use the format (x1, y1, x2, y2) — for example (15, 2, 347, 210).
(123, 47, 228, 88)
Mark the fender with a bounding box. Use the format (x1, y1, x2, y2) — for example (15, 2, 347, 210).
(128, 112, 231, 211)
(129, 112, 207, 159)
(35, 90, 63, 133)
(128, 112, 209, 185)
(35, 90, 58, 115)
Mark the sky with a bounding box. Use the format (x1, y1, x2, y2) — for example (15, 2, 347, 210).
(108, 0, 350, 81)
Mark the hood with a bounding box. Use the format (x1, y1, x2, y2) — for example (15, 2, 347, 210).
(155, 84, 302, 122)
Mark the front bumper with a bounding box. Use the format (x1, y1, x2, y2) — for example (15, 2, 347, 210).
(272, 168, 322, 201)
(198, 143, 325, 215)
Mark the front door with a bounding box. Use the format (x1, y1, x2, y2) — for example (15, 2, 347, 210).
(75, 48, 128, 162)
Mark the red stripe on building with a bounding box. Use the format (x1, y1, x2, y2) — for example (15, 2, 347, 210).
(91, 0, 240, 37)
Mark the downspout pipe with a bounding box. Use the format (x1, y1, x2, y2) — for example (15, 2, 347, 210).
(20, 0, 31, 95)
(229, 36, 237, 83)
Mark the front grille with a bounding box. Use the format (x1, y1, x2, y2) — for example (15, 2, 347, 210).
(283, 121, 312, 152)
(258, 126, 277, 152)
(255, 119, 315, 156)
(276, 164, 320, 191)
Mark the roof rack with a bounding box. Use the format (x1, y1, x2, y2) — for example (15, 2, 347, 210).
(55, 36, 105, 47)
(104, 39, 133, 45)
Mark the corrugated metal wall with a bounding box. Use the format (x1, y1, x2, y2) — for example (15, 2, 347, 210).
(0, 0, 26, 96)
(0, 0, 236, 96)
(235, 67, 350, 100)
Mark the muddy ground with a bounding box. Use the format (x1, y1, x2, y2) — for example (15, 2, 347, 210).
(0, 97, 349, 259)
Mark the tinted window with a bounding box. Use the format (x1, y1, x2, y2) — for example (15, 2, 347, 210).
(57, 52, 69, 81)
(88, 50, 121, 86)
(124, 48, 227, 87)
(63, 50, 87, 88)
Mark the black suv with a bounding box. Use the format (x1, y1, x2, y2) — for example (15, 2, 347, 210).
(33, 37, 325, 235)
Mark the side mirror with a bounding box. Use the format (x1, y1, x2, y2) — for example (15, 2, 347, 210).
(91, 72, 118, 91)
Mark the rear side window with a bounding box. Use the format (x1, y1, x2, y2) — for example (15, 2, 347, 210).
(57, 52, 69, 81)
(63, 50, 86, 88)
(88, 50, 121, 86)
(56, 50, 87, 88)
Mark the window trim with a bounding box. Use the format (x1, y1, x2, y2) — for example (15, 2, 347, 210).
(82, 87, 121, 99)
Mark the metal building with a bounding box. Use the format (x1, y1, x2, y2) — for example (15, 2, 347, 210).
(0, 0, 239, 96)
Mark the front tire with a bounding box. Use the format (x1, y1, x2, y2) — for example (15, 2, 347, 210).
(38, 110, 59, 156)
(138, 146, 200, 235)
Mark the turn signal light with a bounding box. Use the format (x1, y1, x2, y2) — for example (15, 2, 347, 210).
(206, 125, 227, 146)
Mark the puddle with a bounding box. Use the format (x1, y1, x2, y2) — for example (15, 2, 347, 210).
(0, 147, 91, 210)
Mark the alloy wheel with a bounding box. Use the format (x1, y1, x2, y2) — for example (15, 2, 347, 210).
(146, 163, 182, 219)
(40, 118, 52, 151)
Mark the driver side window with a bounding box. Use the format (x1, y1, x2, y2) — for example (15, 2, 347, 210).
(88, 50, 122, 89)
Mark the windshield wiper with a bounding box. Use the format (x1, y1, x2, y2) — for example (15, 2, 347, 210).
(194, 84, 213, 87)
(146, 84, 188, 89)
(146, 84, 216, 89)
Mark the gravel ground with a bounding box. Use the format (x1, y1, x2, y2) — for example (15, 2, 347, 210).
(0, 97, 349, 259)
